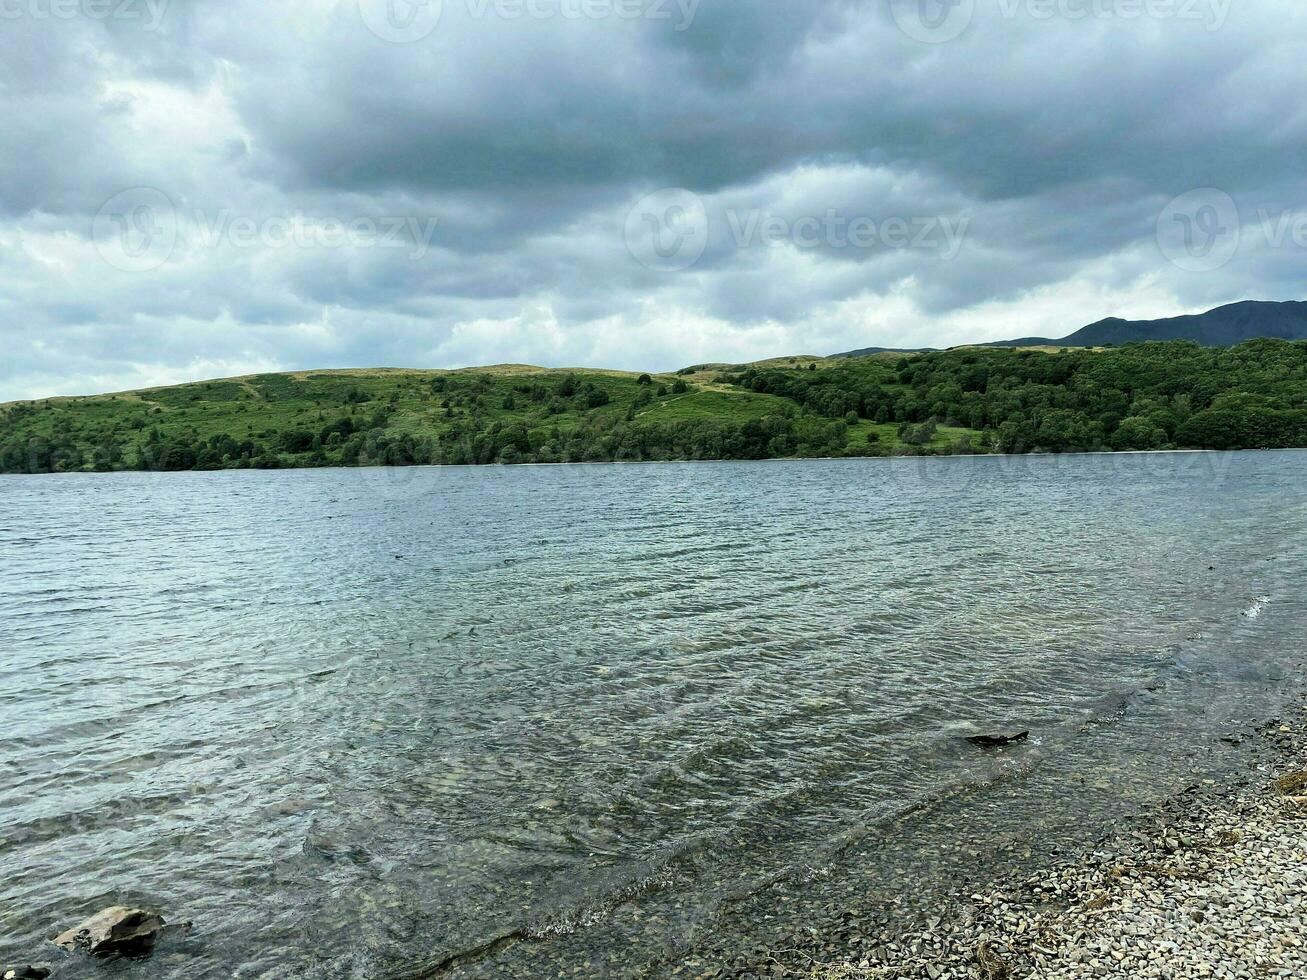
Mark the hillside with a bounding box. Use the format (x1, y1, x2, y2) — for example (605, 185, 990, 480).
(831, 345, 940, 357)
(0, 363, 974, 474)
(2, 339, 1306, 474)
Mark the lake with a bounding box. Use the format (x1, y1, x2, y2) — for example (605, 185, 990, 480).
(1, 452, 1304, 978)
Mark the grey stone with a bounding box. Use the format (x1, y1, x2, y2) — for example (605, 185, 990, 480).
(52, 906, 168, 959)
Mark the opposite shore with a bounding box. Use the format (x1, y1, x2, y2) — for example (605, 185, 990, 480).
(3, 340, 1305, 474)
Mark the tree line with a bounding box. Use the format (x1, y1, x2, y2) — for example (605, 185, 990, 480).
(726, 339, 1307, 453)
(2, 339, 1305, 473)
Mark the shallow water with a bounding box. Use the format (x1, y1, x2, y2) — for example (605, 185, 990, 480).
(1, 452, 1304, 977)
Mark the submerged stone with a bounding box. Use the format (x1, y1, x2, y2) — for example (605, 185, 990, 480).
(966, 732, 1030, 749)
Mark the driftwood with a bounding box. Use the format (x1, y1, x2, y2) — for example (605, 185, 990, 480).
(966, 731, 1030, 749)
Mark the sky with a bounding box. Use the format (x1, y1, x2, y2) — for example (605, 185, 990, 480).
(2, 0, 1305, 401)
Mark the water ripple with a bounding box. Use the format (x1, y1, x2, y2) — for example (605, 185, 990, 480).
(0, 453, 1304, 977)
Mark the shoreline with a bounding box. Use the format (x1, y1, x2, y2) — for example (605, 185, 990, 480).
(3, 447, 1305, 481)
(676, 707, 1306, 980)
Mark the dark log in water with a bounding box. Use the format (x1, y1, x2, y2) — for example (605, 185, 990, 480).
(966, 732, 1030, 748)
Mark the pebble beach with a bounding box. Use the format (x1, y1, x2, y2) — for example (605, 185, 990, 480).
(797, 711, 1307, 980)
(668, 706, 1307, 980)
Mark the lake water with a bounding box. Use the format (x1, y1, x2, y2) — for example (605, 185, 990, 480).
(1, 452, 1304, 978)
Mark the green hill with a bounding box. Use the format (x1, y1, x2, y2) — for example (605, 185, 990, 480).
(2, 339, 1306, 474)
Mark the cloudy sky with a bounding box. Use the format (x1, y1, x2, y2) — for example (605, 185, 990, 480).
(2, 0, 1304, 400)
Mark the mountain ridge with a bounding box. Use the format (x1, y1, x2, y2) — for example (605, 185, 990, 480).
(837, 300, 1307, 357)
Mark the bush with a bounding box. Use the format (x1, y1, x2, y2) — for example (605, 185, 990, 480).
(279, 429, 315, 453)
(899, 420, 938, 446)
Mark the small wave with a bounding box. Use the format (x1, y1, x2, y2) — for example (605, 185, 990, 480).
(792, 864, 834, 884)
(526, 865, 678, 939)
(1241, 595, 1271, 619)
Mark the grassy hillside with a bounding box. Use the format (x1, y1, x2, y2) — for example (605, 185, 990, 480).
(0, 363, 975, 473)
(3, 338, 1305, 474)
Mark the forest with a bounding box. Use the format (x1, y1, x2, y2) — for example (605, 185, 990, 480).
(728, 338, 1307, 454)
(1, 339, 1304, 474)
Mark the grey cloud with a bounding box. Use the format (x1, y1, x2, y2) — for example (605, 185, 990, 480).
(1, 0, 1305, 400)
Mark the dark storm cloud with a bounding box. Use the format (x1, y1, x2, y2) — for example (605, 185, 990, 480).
(1, 0, 1305, 400)
(228, 2, 1306, 200)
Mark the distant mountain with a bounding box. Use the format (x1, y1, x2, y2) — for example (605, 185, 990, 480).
(989, 300, 1307, 349)
(836, 300, 1307, 357)
(835, 345, 940, 357)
